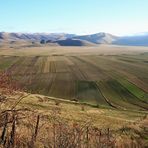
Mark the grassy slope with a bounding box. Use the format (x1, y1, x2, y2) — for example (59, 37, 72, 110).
(77, 81, 109, 107)
(98, 81, 142, 110)
(117, 79, 147, 101)
(2, 91, 147, 129)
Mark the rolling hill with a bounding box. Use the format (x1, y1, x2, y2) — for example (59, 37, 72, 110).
(73, 32, 118, 44)
(47, 38, 96, 46)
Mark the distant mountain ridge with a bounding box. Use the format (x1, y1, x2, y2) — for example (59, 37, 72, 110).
(0, 32, 76, 41)
(1, 32, 148, 46)
(113, 34, 148, 46)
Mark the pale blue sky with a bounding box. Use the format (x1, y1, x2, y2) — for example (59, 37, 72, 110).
(0, 0, 148, 35)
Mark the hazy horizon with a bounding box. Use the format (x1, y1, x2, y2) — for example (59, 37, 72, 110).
(0, 0, 148, 36)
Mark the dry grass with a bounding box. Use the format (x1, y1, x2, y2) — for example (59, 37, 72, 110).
(0, 107, 116, 148)
(0, 94, 148, 147)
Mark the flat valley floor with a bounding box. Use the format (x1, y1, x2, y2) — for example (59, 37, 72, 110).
(0, 44, 148, 110)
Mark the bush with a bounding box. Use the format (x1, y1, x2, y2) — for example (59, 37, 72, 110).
(40, 39, 46, 44)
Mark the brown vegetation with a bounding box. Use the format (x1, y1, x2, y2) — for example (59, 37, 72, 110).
(0, 108, 116, 148)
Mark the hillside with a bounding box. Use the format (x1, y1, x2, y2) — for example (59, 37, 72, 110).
(73, 32, 118, 44)
(47, 38, 96, 46)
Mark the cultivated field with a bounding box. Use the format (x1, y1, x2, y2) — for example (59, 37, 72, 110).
(0, 45, 148, 111)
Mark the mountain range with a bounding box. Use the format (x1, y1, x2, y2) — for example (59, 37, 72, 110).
(0, 32, 148, 46)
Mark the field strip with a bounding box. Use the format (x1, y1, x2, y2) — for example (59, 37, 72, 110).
(74, 56, 110, 80)
(23, 56, 39, 75)
(89, 55, 148, 86)
(0, 56, 19, 70)
(115, 69, 148, 92)
(70, 56, 106, 80)
(97, 80, 146, 110)
(107, 71, 148, 103)
(117, 82, 148, 110)
(7, 57, 25, 74)
(76, 81, 110, 106)
(47, 73, 57, 95)
(95, 82, 126, 109)
(48, 72, 75, 99)
(47, 56, 57, 94)
(43, 56, 50, 73)
(68, 56, 88, 80)
(107, 79, 148, 110)
(34, 57, 46, 74)
(102, 56, 148, 80)
(117, 79, 148, 103)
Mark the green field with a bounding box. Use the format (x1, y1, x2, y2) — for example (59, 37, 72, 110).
(0, 45, 148, 111)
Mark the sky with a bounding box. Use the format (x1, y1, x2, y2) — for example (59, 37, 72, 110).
(0, 0, 148, 36)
